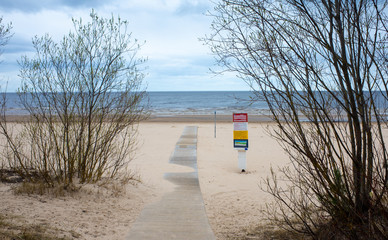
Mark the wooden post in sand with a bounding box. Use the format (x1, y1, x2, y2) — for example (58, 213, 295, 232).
(233, 113, 248, 172)
(214, 111, 216, 138)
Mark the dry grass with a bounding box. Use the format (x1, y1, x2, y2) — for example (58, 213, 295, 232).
(239, 224, 307, 240)
(0, 213, 72, 240)
(12, 181, 81, 197)
(0, 167, 140, 197)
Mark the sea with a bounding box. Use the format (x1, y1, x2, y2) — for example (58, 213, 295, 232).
(1, 91, 269, 116)
(3, 91, 386, 118)
(146, 91, 268, 116)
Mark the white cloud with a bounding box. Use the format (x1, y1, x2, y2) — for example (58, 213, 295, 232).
(0, 0, 108, 13)
(0, 0, 246, 91)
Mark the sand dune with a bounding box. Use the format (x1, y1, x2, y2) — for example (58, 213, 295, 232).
(0, 121, 288, 239)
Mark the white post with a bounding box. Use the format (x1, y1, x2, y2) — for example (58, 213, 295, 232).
(238, 149, 247, 172)
(233, 113, 248, 172)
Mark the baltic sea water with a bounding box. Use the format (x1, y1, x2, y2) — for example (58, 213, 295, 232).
(1, 91, 269, 116)
(4, 91, 386, 118)
(147, 91, 268, 116)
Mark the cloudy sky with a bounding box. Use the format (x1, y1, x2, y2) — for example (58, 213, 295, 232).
(0, 0, 248, 91)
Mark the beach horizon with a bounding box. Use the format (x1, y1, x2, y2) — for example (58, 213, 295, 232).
(0, 113, 274, 123)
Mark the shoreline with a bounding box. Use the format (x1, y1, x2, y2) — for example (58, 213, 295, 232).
(1, 114, 274, 123)
(146, 114, 273, 123)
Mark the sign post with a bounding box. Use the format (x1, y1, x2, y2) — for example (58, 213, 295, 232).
(233, 113, 248, 172)
(214, 111, 216, 138)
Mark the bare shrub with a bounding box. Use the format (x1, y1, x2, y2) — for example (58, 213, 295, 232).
(0, 10, 148, 188)
(206, 0, 388, 239)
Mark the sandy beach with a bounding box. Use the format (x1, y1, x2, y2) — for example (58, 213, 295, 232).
(0, 117, 289, 239)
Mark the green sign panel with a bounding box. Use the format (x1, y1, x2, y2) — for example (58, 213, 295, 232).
(234, 139, 248, 148)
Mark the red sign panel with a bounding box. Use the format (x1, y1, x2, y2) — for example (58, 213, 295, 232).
(233, 113, 248, 122)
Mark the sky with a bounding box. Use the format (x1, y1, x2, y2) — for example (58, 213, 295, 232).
(0, 0, 249, 92)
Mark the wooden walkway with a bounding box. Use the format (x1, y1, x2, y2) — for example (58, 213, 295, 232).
(126, 126, 216, 240)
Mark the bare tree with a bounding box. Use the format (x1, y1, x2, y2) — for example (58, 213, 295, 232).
(206, 0, 388, 239)
(0, 17, 12, 179)
(0, 17, 12, 52)
(0, 10, 148, 187)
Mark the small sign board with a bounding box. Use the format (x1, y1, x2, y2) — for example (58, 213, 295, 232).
(233, 113, 248, 149)
(233, 113, 248, 122)
(233, 122, 248, 131)
(233, 131, 248, 139)
(234, 139, 248, 148)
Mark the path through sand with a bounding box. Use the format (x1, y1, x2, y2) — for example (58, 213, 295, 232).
(127, 126, 215, 239)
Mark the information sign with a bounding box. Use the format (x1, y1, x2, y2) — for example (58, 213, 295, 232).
(234, 139, 248, 148)
(233, 122, 248, 131)
(233, 131, 248, 139)
(233, 113, 248, 149)
(233, 113, 248, 122)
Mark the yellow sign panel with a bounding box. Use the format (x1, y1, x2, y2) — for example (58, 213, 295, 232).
(233, 130, 248, 140)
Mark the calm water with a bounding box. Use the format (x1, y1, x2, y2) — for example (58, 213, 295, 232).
(147, 91, 268, 116)
(2, 91, 269, 116)
(4, 91, 386, 117)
